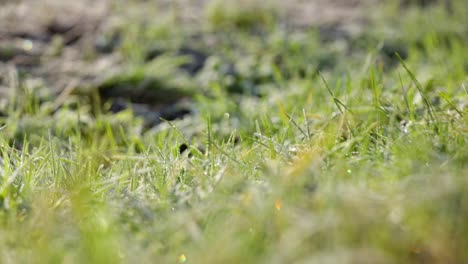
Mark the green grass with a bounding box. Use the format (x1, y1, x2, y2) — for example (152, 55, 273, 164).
(0, 1, 467, 263)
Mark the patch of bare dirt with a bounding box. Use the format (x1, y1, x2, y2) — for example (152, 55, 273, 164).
(280, 0, 378, 29)
(0, 0, 120, 96)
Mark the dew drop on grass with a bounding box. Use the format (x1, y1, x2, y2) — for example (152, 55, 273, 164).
(289, 147, 297, 154)
(275, 199, 282, 211)
(22, 40, 33, 51)
(178, 254, 187, 263)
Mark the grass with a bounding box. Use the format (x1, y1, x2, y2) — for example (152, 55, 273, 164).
(0, 0, 467, 263)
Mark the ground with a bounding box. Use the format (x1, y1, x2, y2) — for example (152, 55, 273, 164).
(0, 0, 467, 263)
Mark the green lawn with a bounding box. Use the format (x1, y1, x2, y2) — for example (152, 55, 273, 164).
(0, 1, 467, 263)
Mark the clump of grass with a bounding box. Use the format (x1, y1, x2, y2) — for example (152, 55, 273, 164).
(205, 0, 278, 31)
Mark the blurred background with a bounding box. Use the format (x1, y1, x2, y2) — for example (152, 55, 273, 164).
(0, 0, 464, 128)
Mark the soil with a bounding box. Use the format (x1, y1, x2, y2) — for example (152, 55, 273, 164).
(0, 0, 118, 91)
